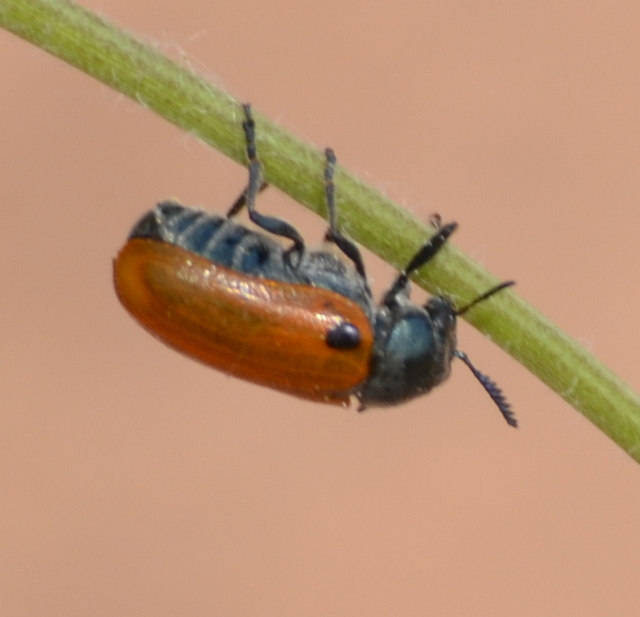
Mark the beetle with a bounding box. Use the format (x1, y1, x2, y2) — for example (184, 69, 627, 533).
(114, 104, 517, 426)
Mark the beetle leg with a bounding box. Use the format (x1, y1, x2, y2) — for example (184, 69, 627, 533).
(239, 104, 306, 261)
(428, 213, 442, 230)
(322, 148, 369, 284)
(382, 222, 458, 307)
(226, 181, 268, 218)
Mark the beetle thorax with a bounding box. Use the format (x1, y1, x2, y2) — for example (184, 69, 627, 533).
(356, 295, 457, 407)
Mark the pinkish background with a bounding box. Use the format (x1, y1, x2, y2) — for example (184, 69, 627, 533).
(2, 1, 640, 615)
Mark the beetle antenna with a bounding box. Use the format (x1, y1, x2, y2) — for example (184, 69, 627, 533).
(456, 281, 515, 316)
(454, 350, 517, 427)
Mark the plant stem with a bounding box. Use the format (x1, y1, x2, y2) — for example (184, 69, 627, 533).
(2, 0, 640, 460)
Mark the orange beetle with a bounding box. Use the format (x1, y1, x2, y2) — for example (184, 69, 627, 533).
(114, 104, 516, 425)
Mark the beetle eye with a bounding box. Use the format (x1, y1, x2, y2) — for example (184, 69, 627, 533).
(326, 322, 362, 349)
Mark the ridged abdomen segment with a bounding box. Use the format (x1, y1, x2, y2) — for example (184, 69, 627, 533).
(129, 201, 290, 282)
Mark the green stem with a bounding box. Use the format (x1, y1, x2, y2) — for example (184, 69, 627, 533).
(2, 0, 640, 460)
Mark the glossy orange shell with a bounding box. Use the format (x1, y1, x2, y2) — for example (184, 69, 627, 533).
(113, 238, 374, 405)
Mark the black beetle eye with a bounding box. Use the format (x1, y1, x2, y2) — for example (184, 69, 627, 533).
(326, 322, 362, 349)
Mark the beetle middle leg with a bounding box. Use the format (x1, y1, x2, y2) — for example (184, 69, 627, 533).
(322, 148, 368, 283)
(229, 104, 306, 261)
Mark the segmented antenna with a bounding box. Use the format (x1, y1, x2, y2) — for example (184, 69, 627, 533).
(454, 350, 517, 427)
(456, 280, 516, 316)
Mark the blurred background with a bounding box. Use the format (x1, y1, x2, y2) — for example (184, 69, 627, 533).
(2, 1, 640, 615)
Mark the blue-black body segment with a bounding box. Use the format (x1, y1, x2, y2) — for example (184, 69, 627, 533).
(357, 299, 456, 405)
(129, 201, 373, 316)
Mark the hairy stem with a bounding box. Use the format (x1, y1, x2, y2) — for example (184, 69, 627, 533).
(2, 0, 639, 460)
